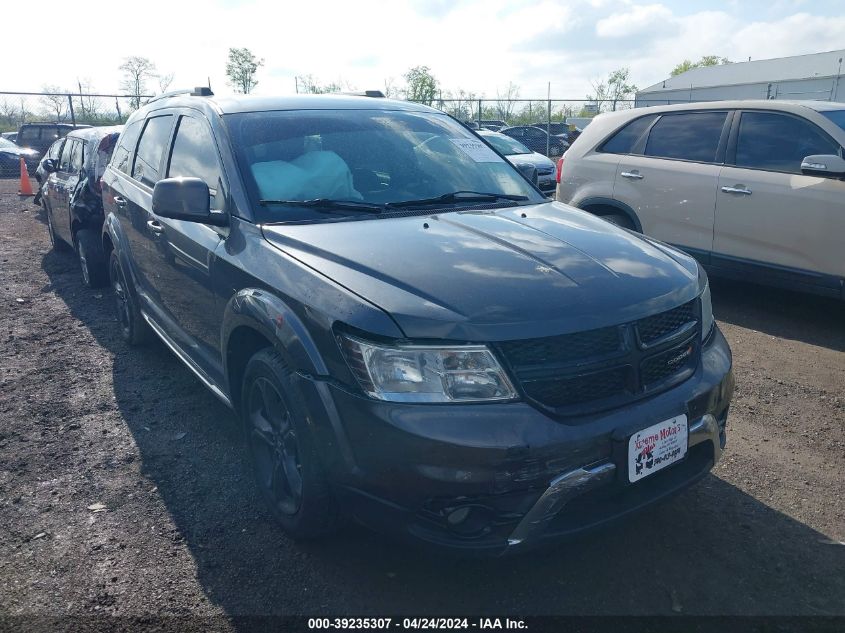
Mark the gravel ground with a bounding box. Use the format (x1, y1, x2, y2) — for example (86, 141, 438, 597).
(0, 178, 843, 629)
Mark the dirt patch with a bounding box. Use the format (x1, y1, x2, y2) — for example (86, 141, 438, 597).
(0, 178, 843, 626)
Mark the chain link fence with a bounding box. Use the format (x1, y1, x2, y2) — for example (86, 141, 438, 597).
(0, 91, 152, 134)
(0, 91, 153, 177)
(414, 96, 703, 157)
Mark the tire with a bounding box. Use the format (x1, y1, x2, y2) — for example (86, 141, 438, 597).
(45, 206, 69, 251)
(242, 348, 339, 539)
(109, 250, 150, 345)
(75, 229, 108, 288)
(601, 213, 636, 231)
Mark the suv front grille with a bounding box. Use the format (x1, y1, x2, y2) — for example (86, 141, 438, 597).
(637, 301, 696, 346)
(496, 300, 700, 418)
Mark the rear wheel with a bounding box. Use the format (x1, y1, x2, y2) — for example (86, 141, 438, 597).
(75, 229, 108, 288)
(109, 250, 149, 345)
(242, 348, 339, 539)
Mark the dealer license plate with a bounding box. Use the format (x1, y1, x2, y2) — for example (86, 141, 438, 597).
(628, 414, 688, 483)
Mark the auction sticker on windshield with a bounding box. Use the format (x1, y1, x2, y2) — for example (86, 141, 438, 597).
(628, 414, 688, 483)
(450, 138, 502, 162)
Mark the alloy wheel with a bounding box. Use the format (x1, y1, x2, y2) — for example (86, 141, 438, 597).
(110, 258, 131, 336)
(247, 376, 303, 515)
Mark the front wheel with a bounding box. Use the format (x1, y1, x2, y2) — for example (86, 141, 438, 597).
(242, 348, 339, 539)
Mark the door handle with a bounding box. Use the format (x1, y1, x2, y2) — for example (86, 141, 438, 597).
(147, 220, 165, 235)
(113, 195, 127, 207)
(620, 171, 644, 180)
(721, 186, 752, 195)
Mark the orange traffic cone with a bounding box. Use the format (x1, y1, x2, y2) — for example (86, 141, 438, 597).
(18, 157, 34, 197)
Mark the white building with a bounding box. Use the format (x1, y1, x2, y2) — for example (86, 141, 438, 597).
(636, 49, 845, 106)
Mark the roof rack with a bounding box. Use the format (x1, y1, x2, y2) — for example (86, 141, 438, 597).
(337, 90, 385, 98)
(147, 86, 214, 104)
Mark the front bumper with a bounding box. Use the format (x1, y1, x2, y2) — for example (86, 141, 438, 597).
(300, 327, 733, 555)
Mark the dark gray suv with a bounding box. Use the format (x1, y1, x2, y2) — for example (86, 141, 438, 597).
(100, 90, 733, 554)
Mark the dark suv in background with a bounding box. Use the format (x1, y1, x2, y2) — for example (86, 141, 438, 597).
(100, 90, 733, 554)
(17, 122, 91, 156)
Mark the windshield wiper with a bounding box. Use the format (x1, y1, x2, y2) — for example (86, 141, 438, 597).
(258, 198, 384, 214)
(386, 190, 529, 209)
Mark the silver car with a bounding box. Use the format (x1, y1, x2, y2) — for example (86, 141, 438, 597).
(556, 100, 845, 299)
(479, 130, 557, 196)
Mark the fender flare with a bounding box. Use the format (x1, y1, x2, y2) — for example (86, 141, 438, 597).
(222, 289, 360, 472)
(576, 196, 642, 233)
(221, 288, 329, 380)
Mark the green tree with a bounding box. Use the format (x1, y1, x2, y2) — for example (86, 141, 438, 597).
(671, 55, 731, 76)
(588, 67, 637, 112)
(226, 47, 264, 94)
(403, 66, 438, 105)
(119, 56, 157, 109)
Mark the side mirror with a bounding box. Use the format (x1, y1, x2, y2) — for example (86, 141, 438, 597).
(152, 177, 226, 225)
(800, 154, 845, 178)
(43, 158, 57, 173)
(516, 162, 538, 185)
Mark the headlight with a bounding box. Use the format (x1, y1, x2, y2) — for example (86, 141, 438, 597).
(700, 280, 714, 342)
(338, 335, 517, 403)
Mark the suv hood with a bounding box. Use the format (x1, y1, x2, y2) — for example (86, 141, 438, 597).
(262, 202, 701, 341)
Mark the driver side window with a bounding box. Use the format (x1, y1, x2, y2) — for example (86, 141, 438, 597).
(167, 115, 225, 210)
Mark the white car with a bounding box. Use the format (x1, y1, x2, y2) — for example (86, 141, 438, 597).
(556, 100, 845, 299)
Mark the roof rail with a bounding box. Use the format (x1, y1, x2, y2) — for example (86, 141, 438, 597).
(338, 90, 385, 98)
(147, 86, 214, 104)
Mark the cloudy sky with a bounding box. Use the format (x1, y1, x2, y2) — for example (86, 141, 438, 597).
(6, 0, 845, 100)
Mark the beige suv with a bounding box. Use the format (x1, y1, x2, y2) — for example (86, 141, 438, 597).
(556, 100, 845, 299)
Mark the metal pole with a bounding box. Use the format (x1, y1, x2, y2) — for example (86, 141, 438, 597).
(77, 79, 84, 119)
(115, 98, 122, 120)
(67, 94, 76, 126)
(478, 99, 482, 127)
(546, 82, 551, 157)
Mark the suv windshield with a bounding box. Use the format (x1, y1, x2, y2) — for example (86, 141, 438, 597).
(483, 133, 532, 156)
(821, 110, 845, 133)
(224, 109, 544, 222)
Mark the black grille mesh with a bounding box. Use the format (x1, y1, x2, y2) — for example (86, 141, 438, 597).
(636, 301, 696, 345)
(521, 366, 630, 408)
(641, 339, 696, 387)
(498, 326, 621, 367)
(499, 300, 699, 415)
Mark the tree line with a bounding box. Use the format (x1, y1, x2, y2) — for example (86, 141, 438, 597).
(0, 50, 731, 133)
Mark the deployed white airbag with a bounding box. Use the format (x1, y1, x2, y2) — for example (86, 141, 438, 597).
(251, 150, 361, 201)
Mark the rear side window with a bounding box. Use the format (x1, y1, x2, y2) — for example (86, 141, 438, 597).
(112, 119, 144, 175)
(167, 116, 224, 209)
(69, 140, 84, 172)
(599, 115, 657, 154)
(645, 112, 727, 163)
(735, 111, 839, 174)
(58, 140, 74, 172)
(132, 115, 173, 187)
